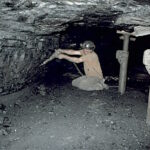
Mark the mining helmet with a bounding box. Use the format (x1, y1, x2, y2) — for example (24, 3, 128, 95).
(80, 41, 95, 50)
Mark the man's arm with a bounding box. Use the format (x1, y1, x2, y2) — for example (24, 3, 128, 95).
(40, 49, 84, 66)
(57, 49, 82, 56)
(57, 54, 84, 63)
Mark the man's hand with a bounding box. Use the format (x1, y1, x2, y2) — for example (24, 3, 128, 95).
(54, 49, 62, 55)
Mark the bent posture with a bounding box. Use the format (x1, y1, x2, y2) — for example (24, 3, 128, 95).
(42, 41, 108, 91)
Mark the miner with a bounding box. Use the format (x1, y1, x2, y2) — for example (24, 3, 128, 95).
(42, 41, 108, 91)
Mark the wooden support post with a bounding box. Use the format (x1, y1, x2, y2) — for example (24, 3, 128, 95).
(147, 87, 150, 125)
(116, 31, 136, 95)
(143, 49, 150, 125)
(118, 34, 129, 95)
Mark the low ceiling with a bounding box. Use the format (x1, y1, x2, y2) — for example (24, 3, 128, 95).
(0, 0, 150, 37)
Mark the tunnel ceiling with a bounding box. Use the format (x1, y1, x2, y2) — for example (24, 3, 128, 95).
(0, 0, 150, 94)
(0, 0, 150, 34)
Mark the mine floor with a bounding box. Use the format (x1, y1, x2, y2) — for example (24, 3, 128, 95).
(0, 79, 150, 150)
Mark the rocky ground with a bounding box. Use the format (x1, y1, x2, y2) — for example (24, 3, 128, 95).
(0, 76, 150, 150)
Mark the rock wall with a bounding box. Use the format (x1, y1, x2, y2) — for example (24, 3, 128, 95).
(0, 0, 150, 94)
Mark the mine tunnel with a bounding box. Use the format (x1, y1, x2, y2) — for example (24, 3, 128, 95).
(0, 0, 150, 149)
(44, 25, 150, 91)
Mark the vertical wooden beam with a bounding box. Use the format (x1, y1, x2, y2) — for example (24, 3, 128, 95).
(118, 34, 130, 95)
(143, 50, 150, 125)
(146, 88, 150, 125)
(116, 31, 136, 95)
(146, 75, 150, 125)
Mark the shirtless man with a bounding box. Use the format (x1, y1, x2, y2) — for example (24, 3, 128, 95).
(42, 41, 108, 91)
(57, 41, 108, 91)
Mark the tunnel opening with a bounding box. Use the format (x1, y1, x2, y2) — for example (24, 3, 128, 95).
(41, 24, 150, 92)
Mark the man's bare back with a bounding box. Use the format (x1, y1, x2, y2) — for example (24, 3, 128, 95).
(81, 50, 103, 79)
